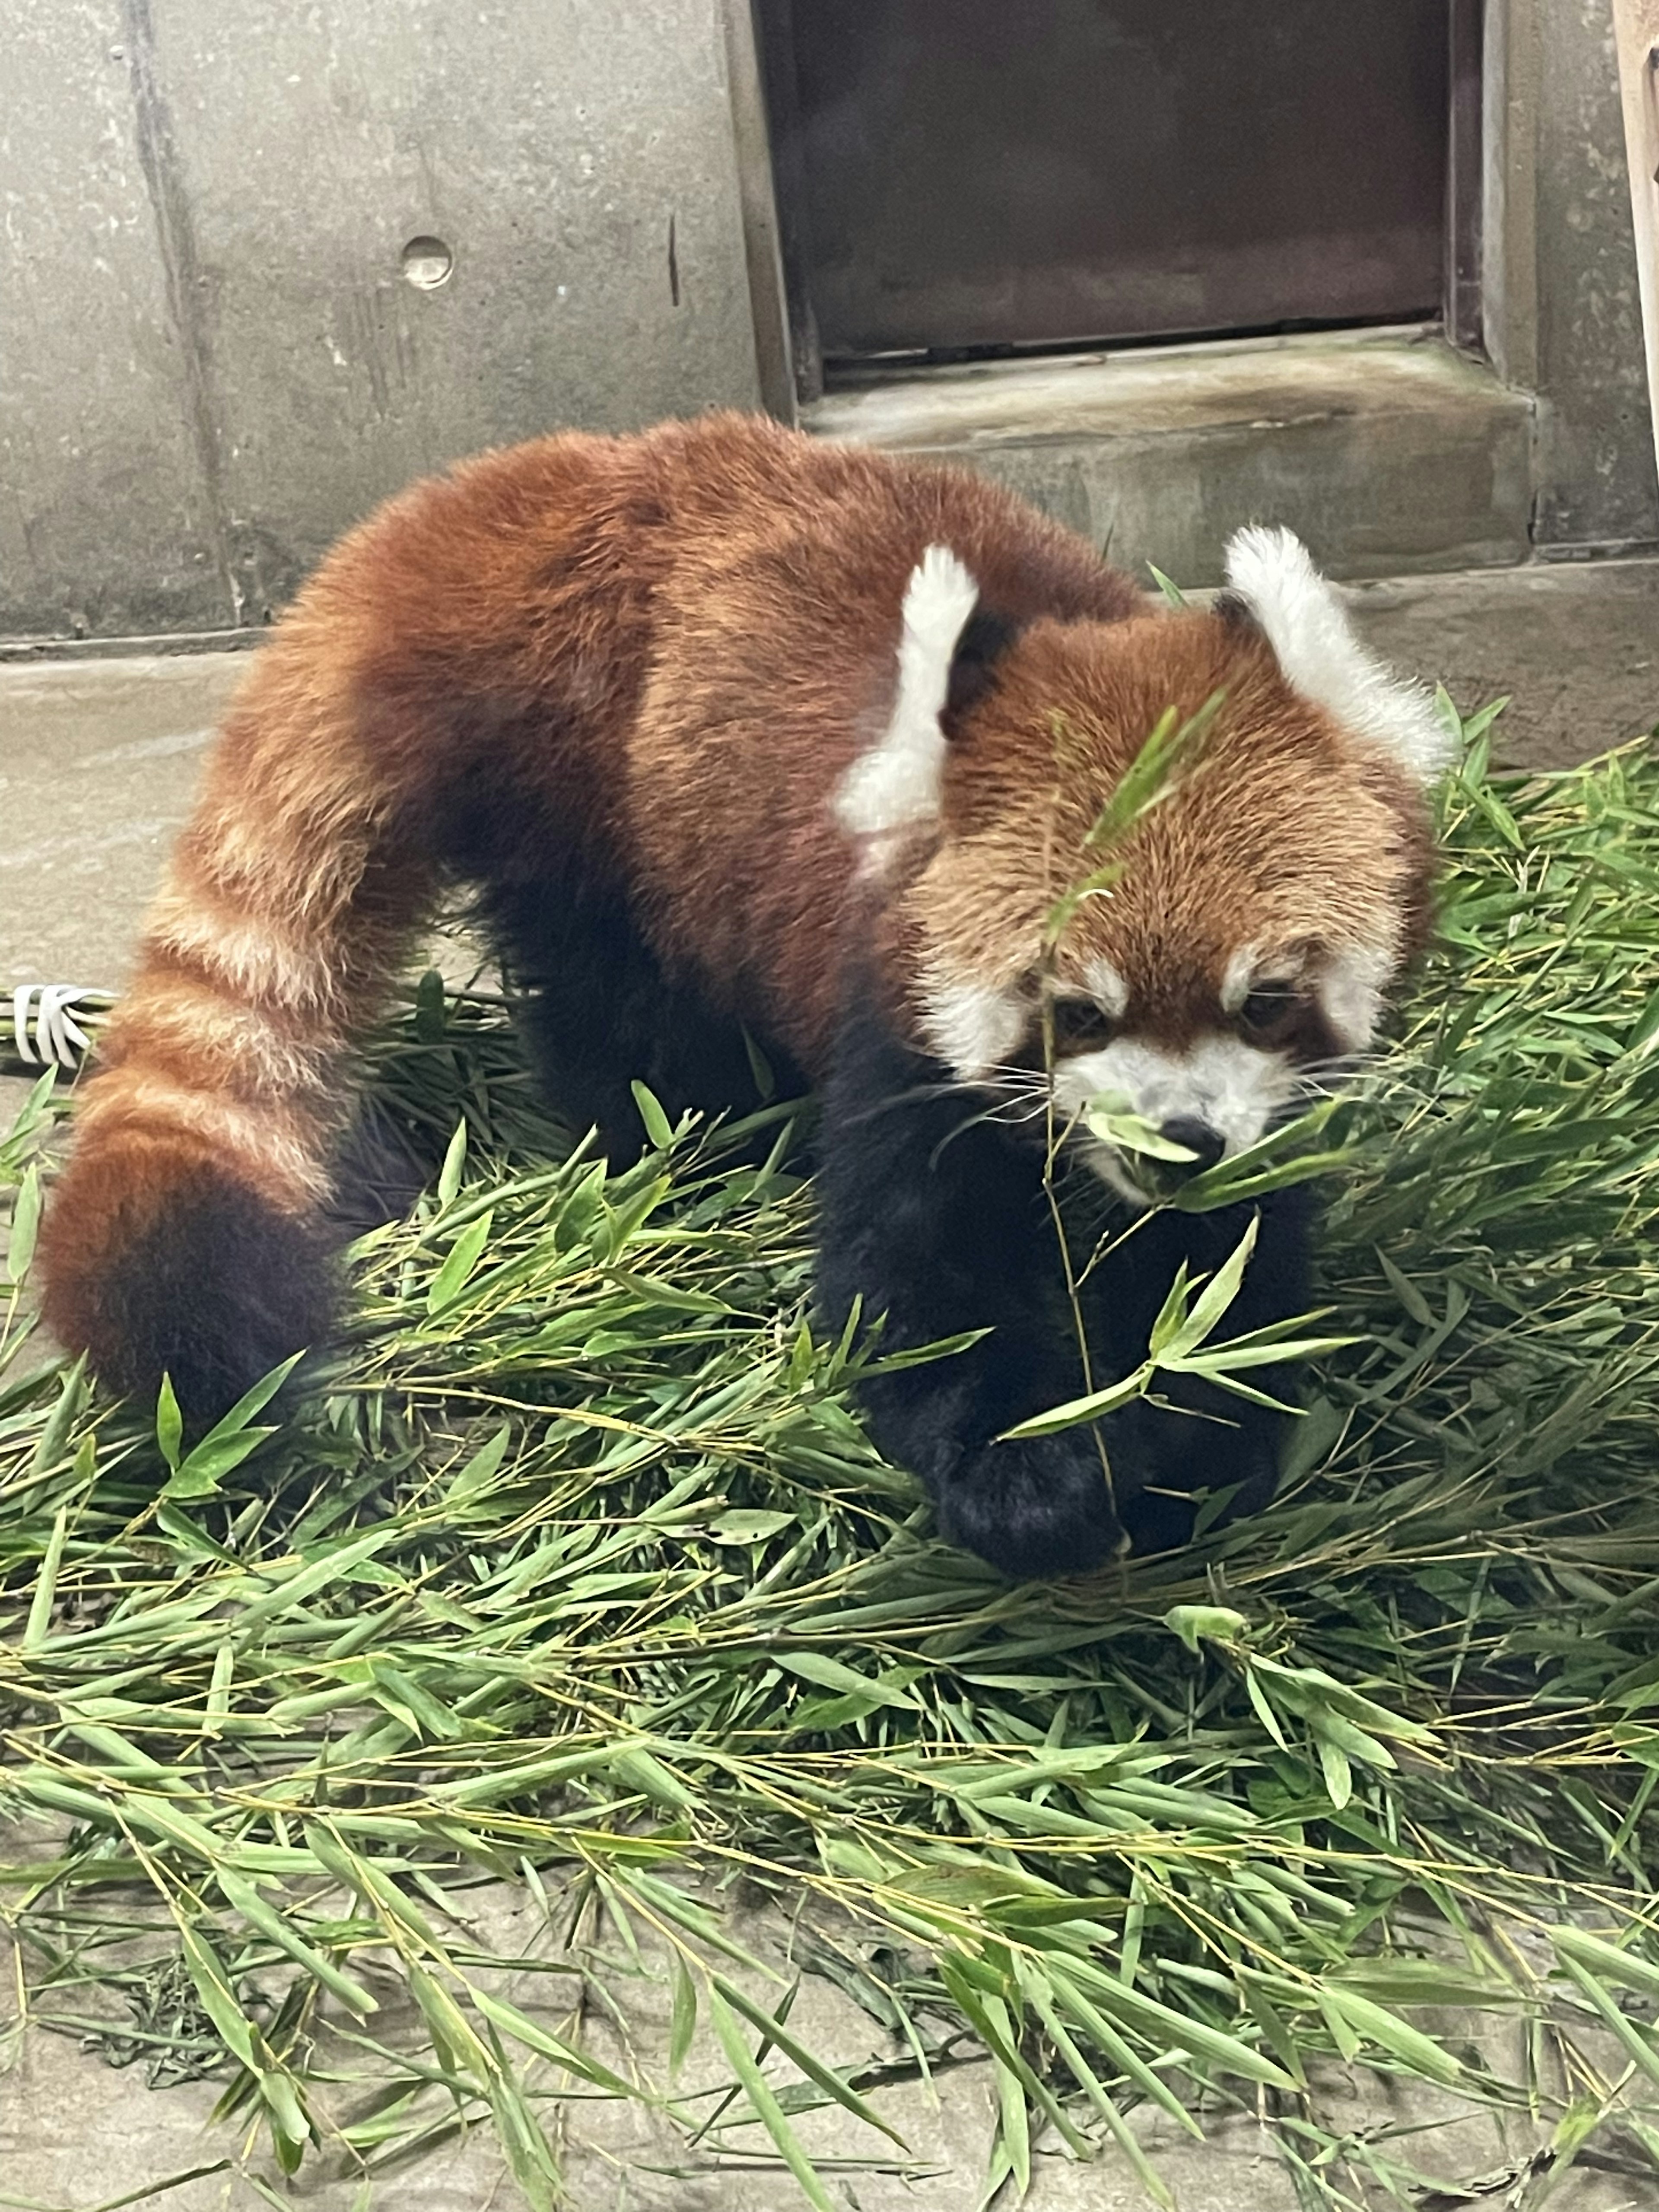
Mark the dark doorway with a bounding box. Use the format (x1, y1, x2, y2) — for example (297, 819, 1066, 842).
(760, 0, 1464, 382)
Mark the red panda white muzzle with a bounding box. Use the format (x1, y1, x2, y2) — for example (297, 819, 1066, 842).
(37, 414, 1442, 1578)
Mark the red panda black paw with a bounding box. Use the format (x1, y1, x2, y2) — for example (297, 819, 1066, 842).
(934, 1431, 1125, 1582)
(934, 1406, 1283, 1579)
(1109, 1399, 1283, 1557)
(40, 1156, 334, 1431)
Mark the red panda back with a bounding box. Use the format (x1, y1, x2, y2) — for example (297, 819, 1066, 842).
(619, 421, 1139, 1059)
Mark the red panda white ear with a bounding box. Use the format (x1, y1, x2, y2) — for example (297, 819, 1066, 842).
(836, 544, 979, 839)
(1223, 525, 1449, 782)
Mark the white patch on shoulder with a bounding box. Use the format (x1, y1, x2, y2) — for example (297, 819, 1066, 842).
(1224, 524, 1449, 783)
(919, 976, 1027, 1080)
(1052, 1034, 1300, 1204)
(835, 544, 979, 842)
(1318, 943, 1394, 1050)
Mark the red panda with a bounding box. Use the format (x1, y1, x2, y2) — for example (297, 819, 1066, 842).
(37, 412, 1441, 1578)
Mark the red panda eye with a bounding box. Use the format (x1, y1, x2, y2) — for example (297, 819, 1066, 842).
(1049, 998, 1116, 1054)
(1238, 987, 1302, 1041)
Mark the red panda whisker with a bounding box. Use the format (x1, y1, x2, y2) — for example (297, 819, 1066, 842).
(983, 1098, 1052, 1130)
(830, 1078, 988, 1131)
(1294, 1052, 1386, 1086)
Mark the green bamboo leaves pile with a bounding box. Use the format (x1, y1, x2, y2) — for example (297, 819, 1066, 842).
(5, 721, 1659, 2207)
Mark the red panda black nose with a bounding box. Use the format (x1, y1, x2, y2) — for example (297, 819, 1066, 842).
(1159, 1119, 1227, 1175)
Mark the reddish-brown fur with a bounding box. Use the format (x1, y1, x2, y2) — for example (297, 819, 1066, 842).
(910, 612, 1434, 1038)
(38, 411, 1432, 1407)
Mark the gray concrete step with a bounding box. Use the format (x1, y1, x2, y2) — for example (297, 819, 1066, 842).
(807, 330, 1536, 588)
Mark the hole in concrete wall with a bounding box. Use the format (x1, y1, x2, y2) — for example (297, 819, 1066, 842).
(400, 236, 454, 290)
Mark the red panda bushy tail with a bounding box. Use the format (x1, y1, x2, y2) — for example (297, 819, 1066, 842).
(37, 624, 437, 1421)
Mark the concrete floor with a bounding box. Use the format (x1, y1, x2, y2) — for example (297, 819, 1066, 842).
(1341, 556, 1659, 769)
(0, 650, 245, 995)
(3, 558, 1658, 2209)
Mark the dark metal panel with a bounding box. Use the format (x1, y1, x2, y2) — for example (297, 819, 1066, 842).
(768, 0, 1450, 360)
(756, 0, 826, 401)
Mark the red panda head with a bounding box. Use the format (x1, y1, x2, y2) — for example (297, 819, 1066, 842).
(835, 530, 1443, 1203)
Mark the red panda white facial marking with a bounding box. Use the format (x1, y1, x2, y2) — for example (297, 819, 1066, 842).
(917, 973, 1029, 1077)
(1085, 958, 1129, 1017)
(1316, 942, 1396, 1053)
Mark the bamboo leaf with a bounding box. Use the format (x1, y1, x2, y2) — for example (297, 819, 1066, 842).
(1022, 1969, 1177, 2209)
(427, 1210, 495, 1313)
(1316, 1985, 1462, 2086)
(155, 1374, 184, 1476)
(706, 1981, 839, 2212)
(630, 1080, 677, 1152)
(711, 1972, 907, 2147)
(669, 1951, 698, 2075)
(215, 1866, 379, 2018)
(470, 1986, 639, 2096)
(998, 1367, 1150, 1440)
(437, 1118, 469, 1205)
(5, 1160, 40, 1282)
(23, 1503, 69, 1650)
(1156, 1218, 1258, 1362)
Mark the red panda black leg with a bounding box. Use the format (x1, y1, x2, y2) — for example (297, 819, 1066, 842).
(816, 992, 1126, 1580)
(1079, 1192, 1311, 1556)
(816, 993, 1309, 1577)
(477, 869, 799, 1159)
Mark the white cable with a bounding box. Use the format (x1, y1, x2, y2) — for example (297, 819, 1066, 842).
(7, 985, 114, 1070)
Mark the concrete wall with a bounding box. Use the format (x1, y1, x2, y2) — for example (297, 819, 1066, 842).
(0, 0, 763, 640)
(1530, 0, 1659, 547)
(1485, 0, 1659, 550)
(2, 0, 1656, 641)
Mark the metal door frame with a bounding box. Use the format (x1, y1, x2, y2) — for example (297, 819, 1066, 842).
(739, 0, 1487, 412)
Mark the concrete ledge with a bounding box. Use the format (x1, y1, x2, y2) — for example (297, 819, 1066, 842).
(0, 624, 263, 664)
(805, 328, 1535, 587)
(1346, 554, 1659, 769)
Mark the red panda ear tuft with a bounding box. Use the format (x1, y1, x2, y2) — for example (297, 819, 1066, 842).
(1222, 525, 1449, 782)
(943, 609, 1021, 728)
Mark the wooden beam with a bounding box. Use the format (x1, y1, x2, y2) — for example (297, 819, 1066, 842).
(1613, 0, 1659, 480)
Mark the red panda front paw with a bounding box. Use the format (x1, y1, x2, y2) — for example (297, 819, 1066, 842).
(934, 1431, 1124, 1581)
(1105, 1397, 1283, 1557)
